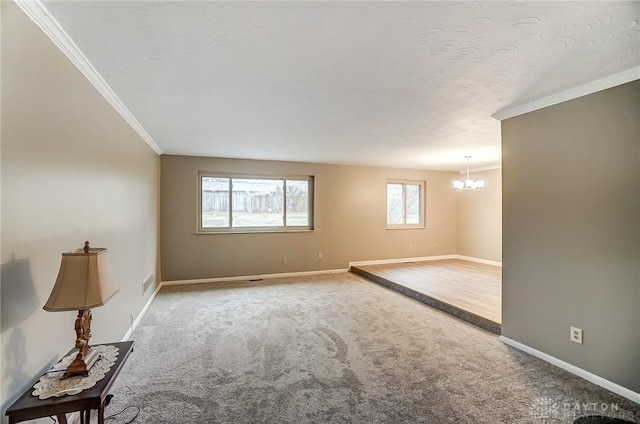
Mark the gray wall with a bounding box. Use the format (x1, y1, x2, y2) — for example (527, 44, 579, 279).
(501, 81, 640, 392)
(1, 2, 160, 416)
(456, 168, 502, 262)
(161, 155, 458, 281)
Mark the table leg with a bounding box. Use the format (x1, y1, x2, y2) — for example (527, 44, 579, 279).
(56, 413, 68, 424)
(98, 404, 105, 424)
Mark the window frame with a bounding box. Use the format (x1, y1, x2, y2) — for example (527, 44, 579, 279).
(197, 171, 315, 234)
(386, 179, 426, 229)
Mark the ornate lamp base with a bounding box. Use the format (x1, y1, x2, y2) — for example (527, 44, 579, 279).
(61, 348, 99, 379)
(61, 309, 98, 379)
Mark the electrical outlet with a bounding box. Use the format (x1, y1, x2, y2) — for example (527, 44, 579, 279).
(282, 257, 287, 264)
(570, 326, 583, 344)
(318, 252, 323, 260)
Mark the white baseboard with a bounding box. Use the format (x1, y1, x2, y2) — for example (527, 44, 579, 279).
(349, 254, 502, 268)
(499, 336, 640, 405)
(162, 268, 349, 286)
(455, 255, 502, 267)
(121, 281, 163, 341)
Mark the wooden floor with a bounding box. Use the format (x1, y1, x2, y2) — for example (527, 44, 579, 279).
(351, 259, 502, 333)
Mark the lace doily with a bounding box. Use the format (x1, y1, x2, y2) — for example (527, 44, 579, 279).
(33, 345, 119, 399)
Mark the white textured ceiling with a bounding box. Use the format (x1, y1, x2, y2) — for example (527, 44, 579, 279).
(41, 1, 640, 171)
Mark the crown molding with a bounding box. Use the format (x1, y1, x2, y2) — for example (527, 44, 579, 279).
(492, 67, 640, 121)
(14, 0, 163, 155)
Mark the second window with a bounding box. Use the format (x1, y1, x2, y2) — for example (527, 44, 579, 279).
(387, 180, 425, 228)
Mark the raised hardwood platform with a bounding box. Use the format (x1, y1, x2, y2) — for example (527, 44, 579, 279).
(351, 259, 501, 334)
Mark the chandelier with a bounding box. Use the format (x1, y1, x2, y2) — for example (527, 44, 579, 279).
(452, 156, 485, 192)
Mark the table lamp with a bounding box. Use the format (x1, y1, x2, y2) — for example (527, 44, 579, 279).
(43, 241, 119, 379)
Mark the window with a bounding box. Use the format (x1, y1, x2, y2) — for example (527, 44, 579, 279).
(387, 180, 425, 228)
(199, 173, 314, 233)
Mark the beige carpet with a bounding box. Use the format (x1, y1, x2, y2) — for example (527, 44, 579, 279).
(102, 273, 639, 423)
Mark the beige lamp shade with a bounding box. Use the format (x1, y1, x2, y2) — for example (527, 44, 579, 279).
(44, 246, 119, 311)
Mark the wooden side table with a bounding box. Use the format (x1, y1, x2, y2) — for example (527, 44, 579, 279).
(6, 341, 134, 424)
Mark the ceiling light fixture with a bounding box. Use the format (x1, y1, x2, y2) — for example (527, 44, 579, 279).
(452, 156, 485, 192)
